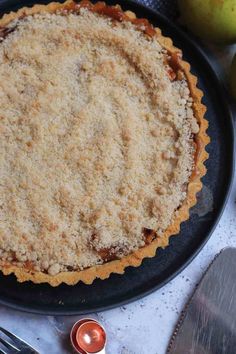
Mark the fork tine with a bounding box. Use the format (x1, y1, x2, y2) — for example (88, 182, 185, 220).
(0, 336, 19, 351)
(0, 327, 33, 350)
(0, 348, 7, 354)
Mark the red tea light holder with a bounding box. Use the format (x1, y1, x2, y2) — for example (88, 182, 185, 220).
(70, 318, 106, 354)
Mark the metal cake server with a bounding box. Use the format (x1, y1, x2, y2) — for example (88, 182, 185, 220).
(167, 247, 236, 354)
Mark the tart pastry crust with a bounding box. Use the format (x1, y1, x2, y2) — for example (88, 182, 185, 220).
(0, 1, 209, 286)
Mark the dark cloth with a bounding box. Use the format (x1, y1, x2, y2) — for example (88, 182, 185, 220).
(135, 0, 178, 20)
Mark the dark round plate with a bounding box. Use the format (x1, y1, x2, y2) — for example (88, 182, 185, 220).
(0, 0, 234, 315)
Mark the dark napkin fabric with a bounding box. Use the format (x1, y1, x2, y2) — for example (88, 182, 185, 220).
(135, 0, 179, 20)
(0, 0, 179, 20)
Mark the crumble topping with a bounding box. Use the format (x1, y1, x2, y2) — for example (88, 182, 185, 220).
(0, 9, 198, 275)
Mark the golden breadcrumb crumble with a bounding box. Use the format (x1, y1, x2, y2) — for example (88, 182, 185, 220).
(0, 8, 199, 275)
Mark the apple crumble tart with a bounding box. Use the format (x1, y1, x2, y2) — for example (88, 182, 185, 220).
(0, 1, 209, 285)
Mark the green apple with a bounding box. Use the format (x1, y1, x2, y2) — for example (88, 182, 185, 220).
(230, 54, 236, 99)
(178, 0, 236, 44)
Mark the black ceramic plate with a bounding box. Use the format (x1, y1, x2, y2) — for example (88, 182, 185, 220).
(0, 0, 234, 315)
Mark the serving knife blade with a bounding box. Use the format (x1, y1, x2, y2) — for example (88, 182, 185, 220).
(167, 247, 236, 354)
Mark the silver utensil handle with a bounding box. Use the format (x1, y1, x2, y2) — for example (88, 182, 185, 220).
(96, 349, 106, 354)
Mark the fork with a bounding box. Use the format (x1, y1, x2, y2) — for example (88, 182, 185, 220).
(0, 327, 39, 354)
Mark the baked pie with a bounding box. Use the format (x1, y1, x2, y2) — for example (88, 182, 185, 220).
(0, 0, 209, 286)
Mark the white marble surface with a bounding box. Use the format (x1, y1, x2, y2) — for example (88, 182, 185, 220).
(0, 45, 235, 354)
